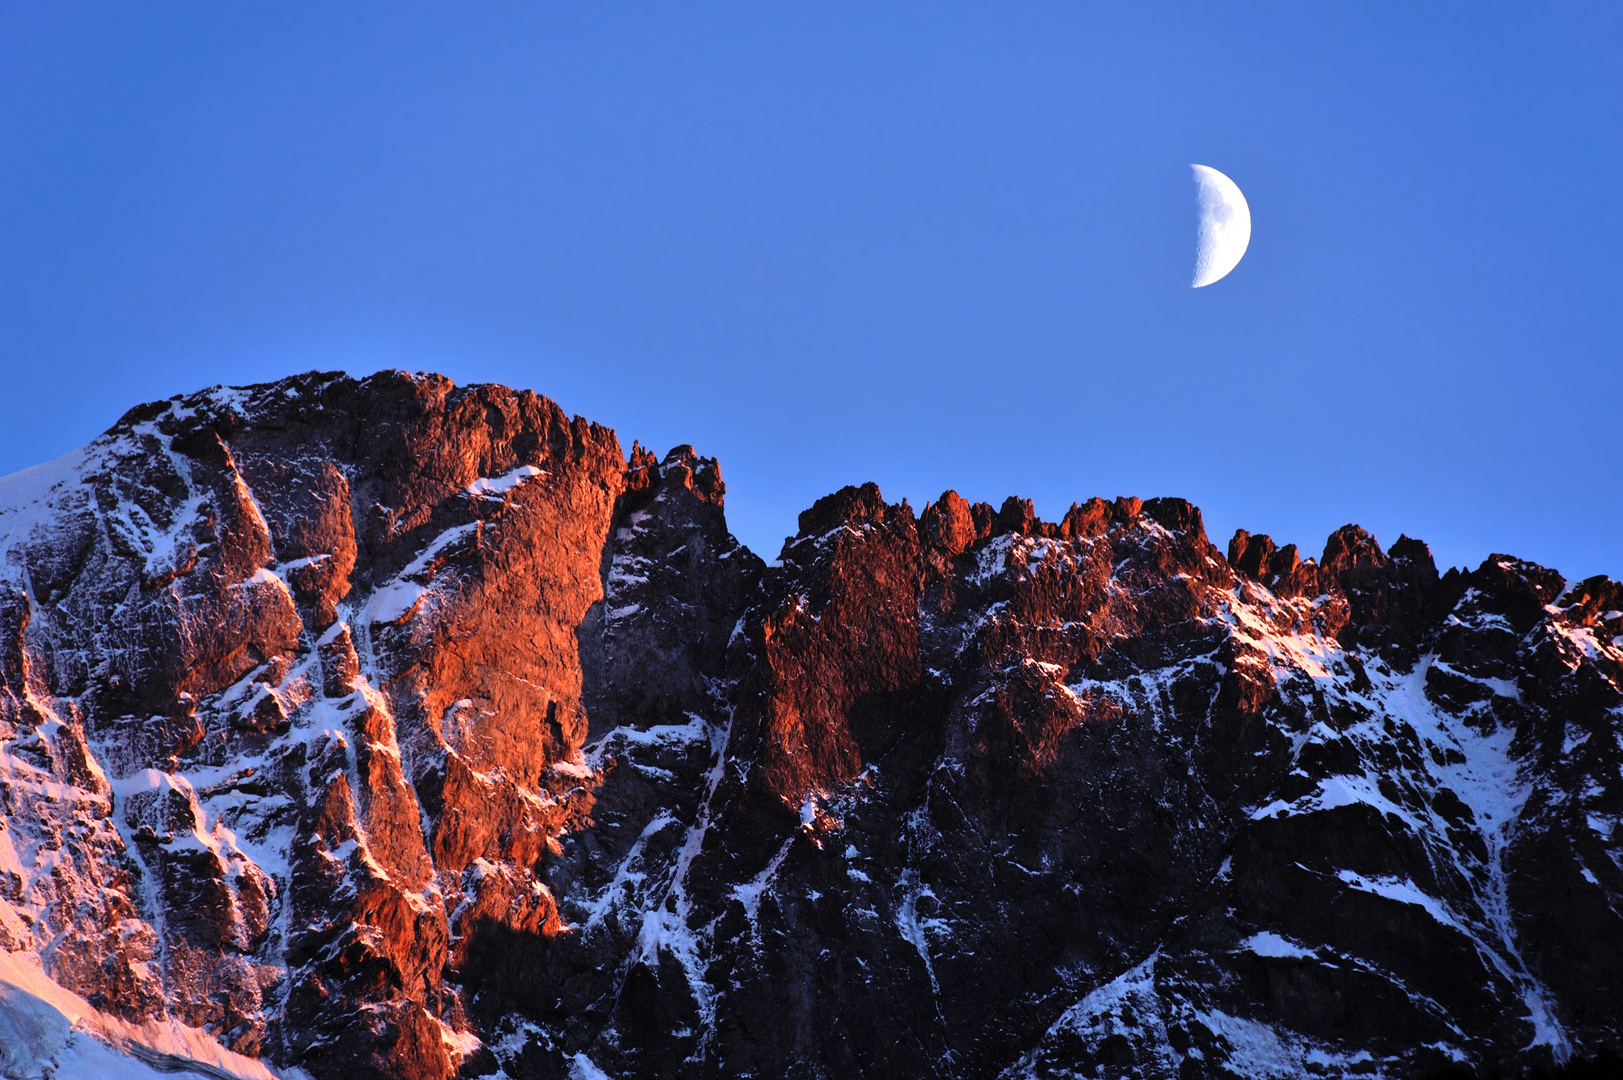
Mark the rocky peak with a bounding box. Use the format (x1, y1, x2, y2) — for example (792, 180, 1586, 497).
(0, 373, 1616, 1080)
(921, 489, 977, 557)
(732, 481, 922, 811)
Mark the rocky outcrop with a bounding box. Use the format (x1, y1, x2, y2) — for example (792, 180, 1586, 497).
(0, 371, 1616, 1080)
(0, 372, 627, 1079)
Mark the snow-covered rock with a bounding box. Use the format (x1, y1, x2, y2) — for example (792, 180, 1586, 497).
(0, 372, 1617, 1079)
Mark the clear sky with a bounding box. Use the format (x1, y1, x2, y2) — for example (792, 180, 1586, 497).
(2, 4, 1620, 578)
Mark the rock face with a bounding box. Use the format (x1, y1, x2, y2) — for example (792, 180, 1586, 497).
(0, 371, 1617, 1080)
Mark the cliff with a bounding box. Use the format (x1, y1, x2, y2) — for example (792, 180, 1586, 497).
(0, 371, 1616, 1080)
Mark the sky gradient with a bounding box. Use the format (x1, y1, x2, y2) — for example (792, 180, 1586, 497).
(2, 3, 1620, 577)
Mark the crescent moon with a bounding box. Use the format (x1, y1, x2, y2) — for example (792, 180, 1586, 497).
(1191, 164, 1251, 288)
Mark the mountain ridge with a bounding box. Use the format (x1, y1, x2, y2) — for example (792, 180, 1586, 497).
(0, 370, 1616, 1080)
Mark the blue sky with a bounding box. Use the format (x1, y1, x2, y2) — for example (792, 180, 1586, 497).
(2, 3, 1620, 577)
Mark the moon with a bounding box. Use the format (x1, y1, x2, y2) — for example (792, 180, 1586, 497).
(1191, 164, 1251, 288)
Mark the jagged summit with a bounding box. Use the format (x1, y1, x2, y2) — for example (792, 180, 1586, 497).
(0, 371, 1617, 1080)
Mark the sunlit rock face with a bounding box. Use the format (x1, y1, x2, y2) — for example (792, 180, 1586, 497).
(0, 371, 1617, 1080)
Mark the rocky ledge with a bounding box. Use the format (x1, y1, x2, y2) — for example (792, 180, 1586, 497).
(0, 371, 1616, 1080)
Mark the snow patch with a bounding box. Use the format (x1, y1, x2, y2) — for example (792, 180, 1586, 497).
(1335, 870, 1458, 928)
(467, 465, 543, 498)
(365, 580, 427, 624)
(734, 838, 794, 927)
(1239, 931, 1315, 959)
(0, 449, 85, 515)
(0, 951, 284, 1079)
(569, 1051, 611, 1080)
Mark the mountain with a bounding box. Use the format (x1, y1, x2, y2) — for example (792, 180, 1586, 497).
(0, 371, 1617, 1080)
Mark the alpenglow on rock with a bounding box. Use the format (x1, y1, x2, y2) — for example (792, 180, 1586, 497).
(0, 371, 1617, 1080)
